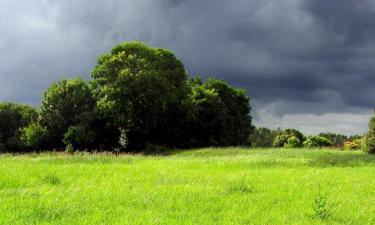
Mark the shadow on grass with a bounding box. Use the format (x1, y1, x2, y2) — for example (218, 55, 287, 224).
(308, 153, 375, 167)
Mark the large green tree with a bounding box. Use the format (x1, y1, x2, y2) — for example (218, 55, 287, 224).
(0, 102, 37, 151)
(91, 42, 190, 150)
(39, 77, 96, 149)
(189, 78, 252, 147)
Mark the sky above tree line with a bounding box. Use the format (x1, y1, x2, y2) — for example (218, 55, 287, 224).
(1, 0, 374, 135)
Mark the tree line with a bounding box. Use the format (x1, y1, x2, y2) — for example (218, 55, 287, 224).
(1, 41, 375, 154)
(250, 126, 375, 154)
(0, 42, 252, 153)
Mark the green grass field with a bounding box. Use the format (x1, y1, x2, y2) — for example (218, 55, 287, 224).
(1, 148, 375, 225)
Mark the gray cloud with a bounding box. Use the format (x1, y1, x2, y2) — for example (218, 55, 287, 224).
(0, 0, 374, 133)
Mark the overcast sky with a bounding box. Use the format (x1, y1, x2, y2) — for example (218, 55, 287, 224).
(1, 0, 374, 135)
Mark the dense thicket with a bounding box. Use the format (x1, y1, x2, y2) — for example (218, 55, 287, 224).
(0, 42, 252, 152)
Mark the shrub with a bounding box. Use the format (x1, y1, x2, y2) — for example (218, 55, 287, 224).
(273, 129, 305, 148)
(284, 136, 301, 148)
(303, 136, 333, 148)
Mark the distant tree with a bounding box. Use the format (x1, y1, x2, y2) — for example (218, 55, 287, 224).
(0, 102, 37, 151)
(319, 133, 347, 148)
(273, 129, 305, 148)
(39, 77, 96, 149)
(91, 41, 190, 150)
(249, 127, 276, 147)
(188, 78, 252, 147)
(303, 136, 333, 148)
(362, 113, 375, 154)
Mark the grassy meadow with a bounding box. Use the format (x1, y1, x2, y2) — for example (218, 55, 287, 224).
(1, 148, 375, 225)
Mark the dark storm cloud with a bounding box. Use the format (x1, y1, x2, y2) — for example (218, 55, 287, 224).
(1, 0, 375, 133)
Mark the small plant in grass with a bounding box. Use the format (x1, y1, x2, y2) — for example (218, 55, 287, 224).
(313, 186, 330, 220)
(226, 182, 255, 194)
(43, 175, 61, 185)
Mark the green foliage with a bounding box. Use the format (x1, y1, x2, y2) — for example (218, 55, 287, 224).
(91, 41, 190, 150)
(361, 136, 375, 153)
(272, 134, 288, 148)
(319, 133, 347, 148)
(189, 78, 252, 147)
(63, 125, 96, 150)
(249, 127, 276, 147)
(19, 123, 49, 150)
(303, 136, 333, 148)
(40, 77, 96, 148)
(284, 136, 301, 148)
(343, 139, 363, 150)
(273, 129, 304, 148)
(0, 102, 37, 151)
(362, 114, 375, 154)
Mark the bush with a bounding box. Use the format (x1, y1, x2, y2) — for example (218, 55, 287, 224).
(273, 129, 305, 148)
(284, 136, 301, 148)
(303, 136, 333, 148)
